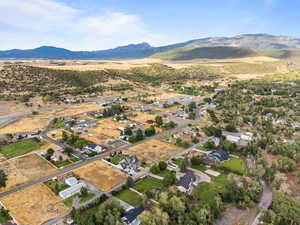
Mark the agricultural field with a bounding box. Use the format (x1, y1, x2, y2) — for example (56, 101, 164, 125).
(73, 161, 126, 192)
(123, 139, 183, 163)
(0, 154, 57, 193)
(0, 103, 103, 134)
(0, 183, 68, 225)
(0, 139, 48, 159)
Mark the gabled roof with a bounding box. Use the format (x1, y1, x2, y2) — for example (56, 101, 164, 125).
(123, 207, 144, 223)
(209, 150, 230, 161)
(178, 170, 196, 190)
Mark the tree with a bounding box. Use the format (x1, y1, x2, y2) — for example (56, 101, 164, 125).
(125, 177, 134, 188)
(203, 140, 216, 150)
(124, 127, 133, 136)
(158, 161, 168, 171)
(162, 173, 177, 187)
(63, 147, 74, 156)
(190, 157, 204, 166)
(62, 130, 68, 142)
(155, 116, 163, 127)
(47, 148, 54, 156)
(150, 164, 161, 174)
(277, 157, 296, 173)
(145, 126, 156, 137)
(225, 124, 237, 132)
(80, 187, 88, 197)
(0, 170, 7, 188)
(180, 158, 189, 172)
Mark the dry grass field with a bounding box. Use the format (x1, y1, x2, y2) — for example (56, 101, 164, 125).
(0, 154, 57, 193)
(81, 134, 113, 146)
(73, 161, 126, 192)
(123, 139, 183, 163)
(0, 183, 68, 225)
(128, 112, 156, 124)
(0, 103, 103, 134)
(87, 119, 123, 138)
(46, 129, 66, 141)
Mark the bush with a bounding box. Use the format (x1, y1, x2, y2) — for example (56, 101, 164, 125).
(158, 161, 168, 171)
(190, 157, 204, 166)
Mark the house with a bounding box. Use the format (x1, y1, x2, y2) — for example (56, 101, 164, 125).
(177, 170, 198, 193)
(83, 144, 104, 153)
(65, 177, 78, 186)
(120, 156, 140, 174)
(51, 149, 69, 162)
(59, 182, 86, 199)
(208, 150, 230, 163)
(225, 134, 241, 143)
(122, 207, 144, 225)
(240, 132, 253, 141)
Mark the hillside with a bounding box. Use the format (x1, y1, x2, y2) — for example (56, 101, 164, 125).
(151, 46, 256, 60)
(1, 34, 300, 60)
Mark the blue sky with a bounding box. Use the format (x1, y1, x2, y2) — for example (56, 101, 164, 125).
(0, 0, 299, 50)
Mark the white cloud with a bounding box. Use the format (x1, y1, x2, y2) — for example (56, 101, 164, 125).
(0, 0, 167, 50)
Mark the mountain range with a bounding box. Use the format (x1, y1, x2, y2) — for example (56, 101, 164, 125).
(1, 34, 300, 60)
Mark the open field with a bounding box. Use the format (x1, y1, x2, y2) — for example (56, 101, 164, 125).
(81, 134, 113, 146)
(123, 139, 183, 163)
(0, 183, 68, 225)
(133, 177, 163, 193)
(0, 139, 46, 159)
(0, 154, 57, 193)
(73, 161, 126, 192)
(86, 119, 123, 138)
(219, 157, 247, 175)
(0, 103, 103, 134)
(128, 112, 156, 124)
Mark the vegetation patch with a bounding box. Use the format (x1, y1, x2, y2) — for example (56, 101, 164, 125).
(133, 177, 163, 193)
(115, 189, 142, 207)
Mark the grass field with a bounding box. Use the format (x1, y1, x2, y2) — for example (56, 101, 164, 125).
(115, 189, 142, 207)
(0, 183, 68, 225)
(0, 139, 45, 159)
(220, 157, 247, 175)
(0, 154, 57, 193)
(73, 161, 126, 192)
(123, 139, 183, 163)
(153, 169, 175, 177)
(133, 177, 163, 193)
(79, 193, 96, 204)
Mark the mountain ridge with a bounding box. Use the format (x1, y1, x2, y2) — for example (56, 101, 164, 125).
(1, 33, 300, 60)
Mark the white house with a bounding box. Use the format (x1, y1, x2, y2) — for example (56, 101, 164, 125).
(59, 182, 86, 199)
(65, 177, 78, 186)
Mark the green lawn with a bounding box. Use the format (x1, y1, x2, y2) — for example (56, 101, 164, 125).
(69, 154, 80, 162)
(196, 146, 210, 151)
(220, 157, 246, 175)
(133, 177, 163, 193)
(54, 119, 66, 128)
(110, 154, 127, 165)
(115, 189, 142, 207)
(45, 180, 70, 194)
(191, 164, 207, 172)
(53, 160, 72, 168)
(171, 158, 183, 166)
(64, 194, 79, 207)
(0, 140, 45, 159)
(154, 169, 175, 177)
(80, 193, 96, 204)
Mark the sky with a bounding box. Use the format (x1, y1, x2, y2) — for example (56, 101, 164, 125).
(0, 0, 300, 50)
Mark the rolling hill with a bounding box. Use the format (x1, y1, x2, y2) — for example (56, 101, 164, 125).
(1, 34, 300, 60)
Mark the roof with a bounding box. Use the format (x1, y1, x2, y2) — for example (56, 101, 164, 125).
(209, 150, 230, 162)
(59, 183, 85, 199)
(178, 170, 196, 190)
(123, 207, 144, 224)
(65, 177, 78, 186)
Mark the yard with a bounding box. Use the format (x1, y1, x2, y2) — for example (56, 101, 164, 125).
(45, 180, 70, 194)
(0, 183, 68, 225)
(0, 154, 57, 193)
(109, 154, 127, 165)
(219, 157, 247, 175)
(115, 189, 142, 207)
(0, 139, 46, 159)
(133, 177, 163, 193)
(123, 139, 183, 164)
(73, 161, 126, 192)
(154, 168, 176, 177)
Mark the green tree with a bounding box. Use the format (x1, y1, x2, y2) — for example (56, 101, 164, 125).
(162, 173, 177, 187)
(155, 116, 163, 127)
(158, 161, 167, 171)
(144, 126, 156, 137)
(0, 170, 7, 188)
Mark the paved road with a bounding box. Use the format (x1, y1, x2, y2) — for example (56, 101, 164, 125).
(0, 112, 30, 129)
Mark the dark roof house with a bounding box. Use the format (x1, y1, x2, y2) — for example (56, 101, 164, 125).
(208, 150, 230, 163)
(177, 170, 197, 193)
(122, 207, 144, 225)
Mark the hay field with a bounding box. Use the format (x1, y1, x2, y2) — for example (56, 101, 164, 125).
(73, 161, 126, 192)
(0, 183, 68, 225)
(0, 154, 57, 193)
(123, 139, 183, 163)
(0, 103, 103, 134)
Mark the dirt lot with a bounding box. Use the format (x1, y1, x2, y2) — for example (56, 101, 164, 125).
(123, 139, 183, 163)
(0, 103, 103, 134)
(0, 154, 57, 193)
(47, 129, 66, 141)
(0, 183, 68, 225)
(73, 161, 126, 192)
